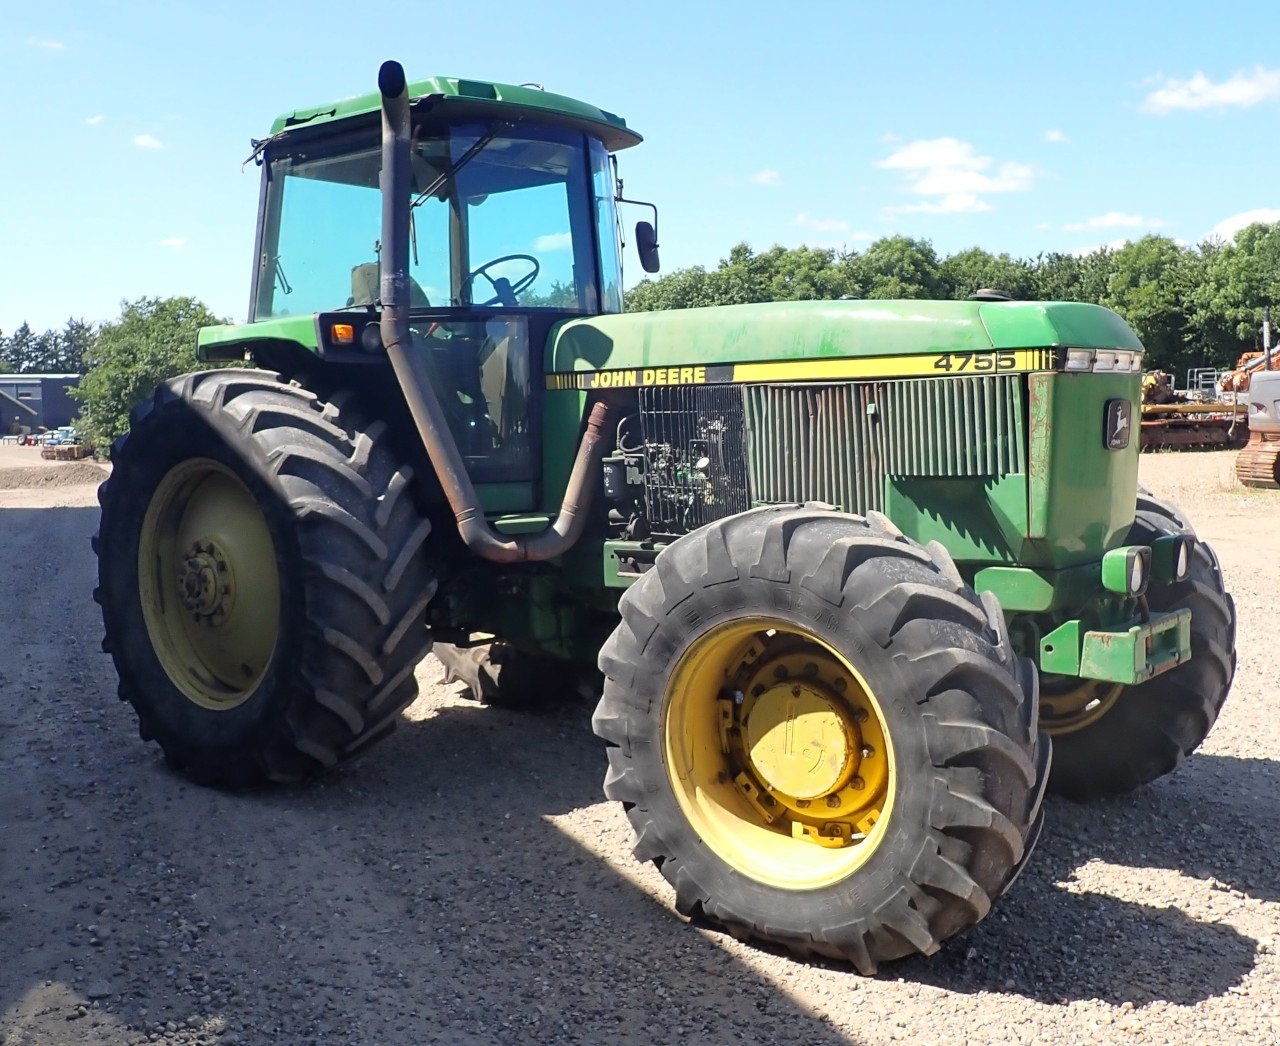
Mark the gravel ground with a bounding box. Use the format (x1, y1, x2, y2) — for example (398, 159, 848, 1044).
(1, 449, 1277, 1045)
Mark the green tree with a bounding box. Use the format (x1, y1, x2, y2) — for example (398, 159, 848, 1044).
(852, 236, 945, 299)
(626, 265, 722, 311)
(941, 247, 1036, 300)
(1189, 222, 1280, 366)
(1102, 236, 1193, 372)
(71, 297, 225, 453)
(1, 322, 36, 372)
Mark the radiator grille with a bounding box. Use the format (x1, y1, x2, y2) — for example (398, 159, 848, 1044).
(744, 374, 1027, 514)
(638, 385, 750, 533)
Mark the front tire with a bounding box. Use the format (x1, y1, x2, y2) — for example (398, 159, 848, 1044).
(1043, 491, 1236, 800)
(593, 506, 1048, 972)
(95, 370, 437, 786)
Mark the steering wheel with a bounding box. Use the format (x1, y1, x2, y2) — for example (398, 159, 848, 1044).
(460, 254, 540, 306)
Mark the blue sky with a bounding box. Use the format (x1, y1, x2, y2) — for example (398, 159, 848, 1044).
(1, 0, 1277, 333)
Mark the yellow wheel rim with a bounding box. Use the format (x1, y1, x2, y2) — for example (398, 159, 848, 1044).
(663, 618, 894, 891)
(138, 458, 281, 711)
(1040, 676, 1125, 735)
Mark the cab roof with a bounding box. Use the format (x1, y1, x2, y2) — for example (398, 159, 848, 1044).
(268, 75, 641, 151)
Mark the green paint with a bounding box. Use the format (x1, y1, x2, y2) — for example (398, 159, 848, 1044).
(1040, 620, 1083, 675)
(1026, 371, 1140, 567)
(973, 563, 1100, 614)
(268, 75, 640, 151)
(197, 315, 319, 361)
(885, 474, 1028, 566)
(1039, 610, 1191, 684)
(1079, 610, 1191, 685)
(978, 301, 1142, 352)
(491, 513, 552, 535)
(1149, 534, 1190, 583)
(1101, 546, 1145, 595)
(548, 299, 1138, 373)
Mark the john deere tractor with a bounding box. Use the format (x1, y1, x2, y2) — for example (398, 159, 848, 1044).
(94, 62, 1235, 972)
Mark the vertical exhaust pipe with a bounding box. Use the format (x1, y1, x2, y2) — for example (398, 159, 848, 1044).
(377, 61, 612, 563)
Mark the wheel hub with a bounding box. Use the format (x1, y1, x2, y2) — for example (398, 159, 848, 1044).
(718, 645, 888, 849)
(176, 540, 234, 625)
(663, 618, 895, 889)
(744, 681, 857, 799)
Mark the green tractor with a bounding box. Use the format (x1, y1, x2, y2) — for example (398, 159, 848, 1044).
(94, 62, 1235, 972)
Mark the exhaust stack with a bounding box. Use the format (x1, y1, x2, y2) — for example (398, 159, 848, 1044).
(377, 61, 611, 563)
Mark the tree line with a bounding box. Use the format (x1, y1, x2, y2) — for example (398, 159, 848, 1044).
(625, 223, 1280, 375)
(0, 298, 222, 450)
(3, 222, 1275, 452)
(0, 319, 96, 375)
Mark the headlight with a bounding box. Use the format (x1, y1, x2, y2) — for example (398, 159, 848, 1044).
(1129, 553, 1146, 593)
(1102, 545, 1152, 596)
(1060, 348, 1145, 372)
(1065, 348, 1094, 371)
(1150, 533, 1194, 583)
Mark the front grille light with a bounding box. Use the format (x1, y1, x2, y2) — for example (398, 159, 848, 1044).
(1062, 348, 1144, 373)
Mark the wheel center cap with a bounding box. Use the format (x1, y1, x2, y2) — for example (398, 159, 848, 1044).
(176, 540, 234, 623)
(744, 682, 857, 800)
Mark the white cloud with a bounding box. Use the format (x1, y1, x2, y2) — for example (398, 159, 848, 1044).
(1062, 211, 1167, 232)
(795, 212, 850, 233)
(1035, 221, 1051, 231)
(27, 37, 65, 50)
(878, 137, 1033, 214)
(849, 231, 875, 242)
(750, 169, 782, 187)
(85, 114, 104, 126)
(134, 133, 164, 149)
(1044, 129, 1069, 143)
(533, 232, 572, 252)
(159, 238, 186, 248)
(1143, 66, 1280, 113)
(895, 194, 993, 215)
(1206, 208, 1280, 243)
(1070, 238, 1130, 257)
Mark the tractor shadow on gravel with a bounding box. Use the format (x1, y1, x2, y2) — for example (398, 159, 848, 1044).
(376, 698, 1268, 1011)
(893, 752, 1278, 1006)
(241, 697, 857, 1043)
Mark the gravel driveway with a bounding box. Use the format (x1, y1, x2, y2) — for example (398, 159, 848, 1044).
(1, 449, 1277, 1045)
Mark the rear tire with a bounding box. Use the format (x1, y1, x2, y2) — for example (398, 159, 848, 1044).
(593, 505, 1048, 972)
(95, 370, 437, 786)
(1044, 491, 1236, 800)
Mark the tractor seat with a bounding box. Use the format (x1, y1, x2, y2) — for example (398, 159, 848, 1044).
(348, 262, 431, 308)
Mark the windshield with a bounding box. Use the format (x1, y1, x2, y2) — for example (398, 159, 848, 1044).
(254, 122, 604, 319)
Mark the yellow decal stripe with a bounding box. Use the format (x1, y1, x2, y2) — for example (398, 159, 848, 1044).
(545, 348, 1057, 390)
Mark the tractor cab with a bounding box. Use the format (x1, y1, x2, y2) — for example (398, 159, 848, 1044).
(211, 77, 649, 482)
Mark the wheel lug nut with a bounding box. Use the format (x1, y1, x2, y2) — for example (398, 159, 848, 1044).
(825, 795, 840, 809)
(853, 708, 869, 723)
(851, 776, 865, 791)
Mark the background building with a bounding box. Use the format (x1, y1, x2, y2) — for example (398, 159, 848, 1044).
(0, 374, 80, 434)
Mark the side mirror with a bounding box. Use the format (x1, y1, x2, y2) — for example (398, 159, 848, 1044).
(636, 220, 660, 274)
